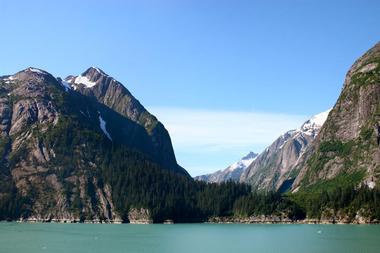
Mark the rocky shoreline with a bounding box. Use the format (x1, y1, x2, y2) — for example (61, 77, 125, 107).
(5, 216, 379, 225)
(4, 209, 380, 225)
(15, 218, 123, 224)
(207, 215, 380, 225)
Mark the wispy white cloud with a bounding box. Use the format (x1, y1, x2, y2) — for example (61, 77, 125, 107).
(148, 107, 307, 176)
(150, 107, 307, 151)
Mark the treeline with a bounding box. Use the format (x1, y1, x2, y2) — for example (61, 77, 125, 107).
(291, 185, 380, 221)
(233, 191, 306, 220)
(100, 147, 252, 222)
(1, 120, 380, 222)
(0, 180, 28, 221)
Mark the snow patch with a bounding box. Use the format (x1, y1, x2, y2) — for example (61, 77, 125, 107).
(98, 113, 112, 141)
(4, 75, 15, 81)
(227, 152, 257, 172)
(59, 79, 71, 92)
(367, 181, 376, 189)
(74, 75, 97, 88)
(28, 68, 46, 74)
(299, 108, 331, 136)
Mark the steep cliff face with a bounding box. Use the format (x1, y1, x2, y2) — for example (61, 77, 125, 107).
(0, 67, 188, 222)
(65, 67, 186, 174)
(195, 152, 258, 183)
(292, 42, 380, 192)
(240, 110, 330, 192)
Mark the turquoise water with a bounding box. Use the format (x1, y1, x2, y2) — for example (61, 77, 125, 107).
(0, 223, 379, 253)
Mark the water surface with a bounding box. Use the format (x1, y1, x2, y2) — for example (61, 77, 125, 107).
(0, 223, 379, 253)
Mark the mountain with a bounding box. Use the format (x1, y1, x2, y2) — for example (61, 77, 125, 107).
(195, 152, 258, 183)
(240, 110, 330, 192)
(64, 67, 187, 175)
(0, 67, 189, 222)
(292, 41, 380, 192)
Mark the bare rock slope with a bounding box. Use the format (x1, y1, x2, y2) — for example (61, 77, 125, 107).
(195, 152, 258, 183)
(292, 41, 380, 191)
(0, 67, 187, 222)
(240, 110, 330, 192)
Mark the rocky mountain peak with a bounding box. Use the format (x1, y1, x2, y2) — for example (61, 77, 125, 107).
(292, 41, 380, 191)
(195, 151, 258, 183)
(240, 109, 330, 191)
(1, 67, 63, 100)
(298, 109, 332, 137)
(228, 151, 258, 172)
(62, 66, 184, 174)
(241, 151, 258, 161)
(10, 67, 52, 82)
(66, 67, 115, 90)
(81, 67, 107, 81)
(23, 67, 49, 75)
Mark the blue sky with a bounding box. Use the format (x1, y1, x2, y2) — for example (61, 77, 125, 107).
(1, 0, 380, 176)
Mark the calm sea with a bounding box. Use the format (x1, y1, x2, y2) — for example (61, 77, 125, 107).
(0, 223, 379, 253)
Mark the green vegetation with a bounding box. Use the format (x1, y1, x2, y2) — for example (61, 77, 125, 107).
(1, 69, 380, 223)
(319, 140, 354, 156)
(303, 134, 372, 187)
(290, 184, 380, 220)
(101, 149, 252, 222)
(233, 191, 306, 220)
(351, 59, 380, 88)
(360, 127, 373, 141)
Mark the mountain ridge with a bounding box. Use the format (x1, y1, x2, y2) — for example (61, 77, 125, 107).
(195, 152, 258, 183)
(64, 67, 187, 175)
(292, 41, 380, 192)
(0, 66, 190, 222)
(239, 109, 331, 191)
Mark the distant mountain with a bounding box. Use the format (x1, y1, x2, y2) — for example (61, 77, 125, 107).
(240, 110, 330, 192)
(195, 152, 258, 183)
(292, 41, 380, 192)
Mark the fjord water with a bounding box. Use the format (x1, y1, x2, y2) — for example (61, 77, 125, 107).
(0, 223, 379, 253)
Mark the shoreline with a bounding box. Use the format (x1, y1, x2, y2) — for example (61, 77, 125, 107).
(0, 218, 379, 225)
(206, 216, 380, 225)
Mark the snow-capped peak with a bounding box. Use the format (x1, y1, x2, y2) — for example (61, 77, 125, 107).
(227, 152, 258, 172)
(26, 67, 47, 75)
(299, 108, 332, 136)
(71, 67, 108, 88)
(90, 66, 106, 75)
(74, 75, 97, 88)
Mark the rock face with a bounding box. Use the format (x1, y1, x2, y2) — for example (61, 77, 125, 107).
(292, 41, 380, 191)
(0, 67, 188, 222)
(240, 110, 330, 192)
(128, 208, 153, 224)
(195, 152, 258, 183)
(65, 67, 187, 175)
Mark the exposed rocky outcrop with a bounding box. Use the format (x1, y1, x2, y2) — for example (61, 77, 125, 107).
(128, 208, 153, 224)
(195, 152, 258, 183)
(240, 110, 330, 192)
(0, 67, 188, 222)
(292, 41, 380, 191)
(207, 209, 379, 224)
(65, 67, 187, 175)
